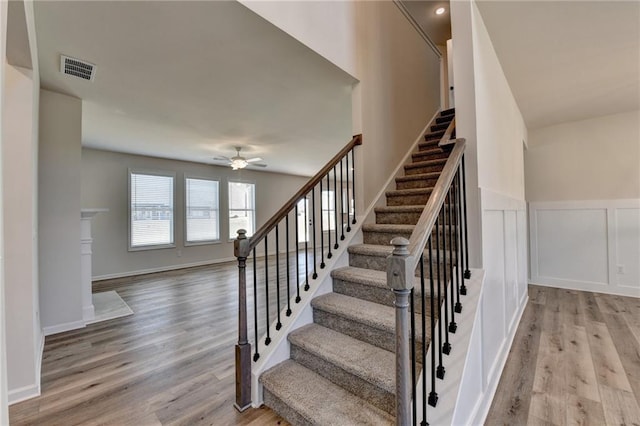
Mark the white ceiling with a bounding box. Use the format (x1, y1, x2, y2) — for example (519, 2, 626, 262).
(34, 1, 355, 176)
(476, 0, 640, 130)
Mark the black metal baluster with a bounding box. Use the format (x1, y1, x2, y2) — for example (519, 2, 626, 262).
(442, 205, 451, 355)
(454, 173, 462, 312)
(304, 195, 310, 290)
(275, 225, 282, 330)
(333, 165, 339, 250)
(351, 148, 357, 225)
(340, 159, 345, 240)
(327, 173, 333, 260)
(435, 216, 444, 379)
(462, 156, 471, 279)
(447, 190, 457, 333)
(264, 237, 271, 346)
(320, 179, 325, 269)
(252, 248, 260, 361)
(411, 288, 417, 426)
(295, 203, 301, 303)
(312, 188, 318, 279)
(346, 154, 351, 232)
(457, 166, 468, 295)
(428, 238, 438, 406)
(420, 253, 428, 423)
(286, 214, 292, 317)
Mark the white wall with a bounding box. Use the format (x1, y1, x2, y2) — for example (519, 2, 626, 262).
(449, 2, 530, 423)
(0, 0, 9, 421)
(450, 0, 483, 268)
(38, 89, 84, 335)
(81, 148, 308, 279)
(2, 64, 41, 404)
(525, 110, 640, 202)
(237, 1, 442, 210)
(238, 1, 357, 79)
(530, 200, 640, 297)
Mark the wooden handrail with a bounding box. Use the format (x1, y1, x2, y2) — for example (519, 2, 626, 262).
(439, 117, 456, 146)
(236, 134, 362, 258)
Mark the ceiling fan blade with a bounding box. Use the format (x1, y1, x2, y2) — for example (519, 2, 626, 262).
(213, 156, 230, 161)
(248, 163, 267, 168)
(246, 157, 263, 163)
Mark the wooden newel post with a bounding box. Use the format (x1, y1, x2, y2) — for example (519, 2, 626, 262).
(387, 237, 415, 426)
(234, 229, 252, 412)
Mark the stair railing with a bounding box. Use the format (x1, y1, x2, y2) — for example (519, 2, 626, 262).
(234, 134, 362, 411)
(387, 119, 470, 425)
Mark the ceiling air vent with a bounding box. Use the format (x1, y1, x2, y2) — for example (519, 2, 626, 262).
(60, 55, 96, 81)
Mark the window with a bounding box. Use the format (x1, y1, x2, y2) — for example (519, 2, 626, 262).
(229, 181, 255, 239)
(322, 190, 336, 231)
(296, 198, 309, 243)
(129, 171, 175, 249)
(185, 177, 219, 244)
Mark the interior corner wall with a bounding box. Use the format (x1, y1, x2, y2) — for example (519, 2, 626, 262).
(0, 1, 9, 422)
(355, 1, 441, 208)
(236, 1, 442, 212)
(450, 0, 482, 268)
(81, 148, 308, 279)
(525, 109, 640, 202)
(38, 89, 84, 335)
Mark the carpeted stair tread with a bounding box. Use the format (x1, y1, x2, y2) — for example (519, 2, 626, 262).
(331, 265, 389, 290)
(441, 108, 455, 116)
(406, 159, 447, 169)
(412, 148, 449, 162)
(348, 244, 455, 268)
(312, 293, 396, 335)
(425, 131, 445, 141)
(362, 223, 415, 234)
(375, 205, 426, 214)
(396, 173, 441, 184)
(288, 324, 395, 394)
(260, 360, 393, 425)
(386, 187, 433, 198)
(435, 116, 453, 125)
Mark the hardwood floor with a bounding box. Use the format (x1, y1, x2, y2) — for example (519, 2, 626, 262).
(9, 255, 306, 425)
(10, 268, 639, 425)
(486, 285, 640, 426)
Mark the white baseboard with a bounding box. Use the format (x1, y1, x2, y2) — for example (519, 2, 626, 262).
(92, 257, 236, 281)
(8, 383, 40, 405)
(469, 295, 528, 425)
(43, 319, 86, 336)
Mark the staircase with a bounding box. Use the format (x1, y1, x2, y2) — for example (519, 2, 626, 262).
(259, 108, 456, 424)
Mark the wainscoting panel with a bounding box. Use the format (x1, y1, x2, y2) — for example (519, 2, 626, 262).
(452, 188, 529, 425)
(530, 200, 640, 297)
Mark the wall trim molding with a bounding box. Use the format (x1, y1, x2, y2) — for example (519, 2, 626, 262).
(43, 320, 86, 337)
(529, 199, 640, 298)
(8, 384, 39, 406)
(92, 257, 236, 281)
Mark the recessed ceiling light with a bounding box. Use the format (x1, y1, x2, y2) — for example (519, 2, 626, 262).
(435, 7, 446, 15)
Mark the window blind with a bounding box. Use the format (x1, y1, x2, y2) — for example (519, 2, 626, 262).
(229, 182, 255, 239)
(130, 172, 174, 247)
(186, 178, 219, 242)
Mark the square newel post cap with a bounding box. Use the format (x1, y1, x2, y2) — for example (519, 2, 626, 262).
(234, 229, 251, 258)
(387, 237, 415, 291)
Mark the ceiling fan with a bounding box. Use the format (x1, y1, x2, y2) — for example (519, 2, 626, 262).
(212, 147, 267, 170)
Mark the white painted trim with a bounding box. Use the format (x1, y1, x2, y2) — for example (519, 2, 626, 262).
(34, 332, 44, 396)
(7, 383, 39, 405)
(415, 269, 485, 424)
(529, 199, 640, 298)
(92, 257, 237, 281)
(42, 320, 86, 337)
(479, 187, 526, 212)
(468, 294, 528, 425)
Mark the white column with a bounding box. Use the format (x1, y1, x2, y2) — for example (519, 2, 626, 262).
(80, 209, 108, 323)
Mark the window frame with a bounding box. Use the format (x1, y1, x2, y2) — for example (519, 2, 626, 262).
(128, 168, 177, 251)
(321, 189, 336, 232)
(228, 179, 256, 241)
(184, 175, 221, 246)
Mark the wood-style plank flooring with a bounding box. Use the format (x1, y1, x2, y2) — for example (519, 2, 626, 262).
(486, 285, 640, 426)
(9, 255, 306, 425)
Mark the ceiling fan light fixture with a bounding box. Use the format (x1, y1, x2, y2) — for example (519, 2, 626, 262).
(231, 158, 248, 170)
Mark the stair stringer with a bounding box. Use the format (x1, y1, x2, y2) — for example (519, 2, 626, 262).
(250, 110, 441, 407)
